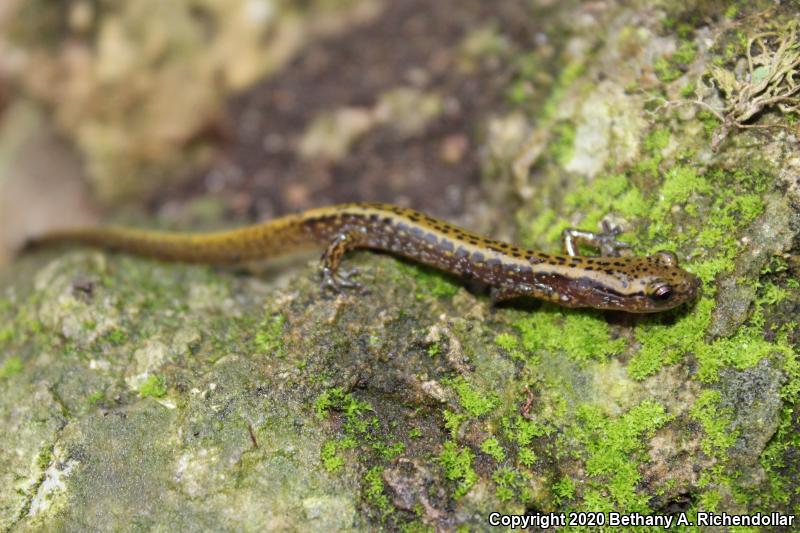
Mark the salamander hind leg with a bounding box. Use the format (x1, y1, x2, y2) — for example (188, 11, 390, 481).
(319, 231, 367, 294)
(561, 221, 631, 257)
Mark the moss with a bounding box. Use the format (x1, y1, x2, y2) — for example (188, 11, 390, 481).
(443, 410, 466, 439)
(321, 439, 345, 473)
(492, 466, 532, 502)
(36, 444, 53, 471)
(511, 307, 625, 364)
(653, 57, 682, 82)
(426, 342, 441, 358)
(551, 122, 576, 167)
(0, 326, 14, 345)
(363, 466, 393, 519)
(105, 328, 128, 346)
(628, 297, 713, 379)
(690, 390, 737, 458)
(0, 356, 23, 378)
(636, 128, 671, 178)
(86, 390, 105, 406)
(394, 262, 459, 299)
(695, 326, 793, 383)
(449, 377, 499, 418)
(372, 441, 405, 460)
(480, 436, 506, 462)
(502, 414, 550, 447)
(494, 332, 525, 361)
(673, 40, 697, 65)
(253, 313, 286, 357)
(553, 476, 576, 505)
(570, 400, 671, 511)
(518, 448, 536, 467)
(439, 441, 478, 499)
(541, 61, 586, 119)
(138, 374, 167, 398)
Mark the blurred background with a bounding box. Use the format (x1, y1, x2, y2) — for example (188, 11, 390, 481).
(0, 0, 566, 265)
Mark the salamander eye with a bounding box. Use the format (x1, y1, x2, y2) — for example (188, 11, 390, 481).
(652, 284, 673, 300)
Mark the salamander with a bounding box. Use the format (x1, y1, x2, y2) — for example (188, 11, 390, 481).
(24, 202, 700, 313)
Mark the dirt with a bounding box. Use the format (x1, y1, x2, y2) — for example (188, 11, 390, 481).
(157, 0, 544, 224)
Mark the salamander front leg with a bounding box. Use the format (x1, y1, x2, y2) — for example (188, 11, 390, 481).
(561, 221, 631, 257)
(320, 231, 367, 294)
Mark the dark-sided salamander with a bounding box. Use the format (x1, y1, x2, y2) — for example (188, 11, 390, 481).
(25, 202, 700, 313)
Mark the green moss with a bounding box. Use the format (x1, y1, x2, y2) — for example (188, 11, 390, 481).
(0, 326, 14, 345)
(139, 374, 167, 398)
(36, 444, 53, 470)
(315, 387, 373, 421)
(551, 122, 576, 167)
(512, 307, 625, 364)
(502, 414, 550, 446)
(492, 466, 532, 502)
(541, 61, 586, 119)
(571, 400, 671, 511)
(372, 441, 405, 460)
(439, 441, 478, 499)
(553, 476, 576, 504)
(697, 110, 721, 136)
(254, 313, 286, 357)
(654, 57, 681, 82)
(450, 377, 499, 418)
(518, 448, 537, 467)
(690, 390, 737, 458)
(480, 436, 506, 462)
(105, 328, 128, 346)
(0, 356, 23, 378)
(673, 40, 697, 65)
(426, 342, 441, 358)
(695, 326, 793, 383)
(628, 297, 713, 379)
(494, 332, 526, 361)
(395, 262, 459, 299)
(321, 439, 345, 472)
(86, 390, 105, 405)
(443, 410, 466, 438)
(363, 466, 393, 518)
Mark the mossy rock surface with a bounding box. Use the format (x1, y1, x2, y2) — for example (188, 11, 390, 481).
(3, 1, 800, 532)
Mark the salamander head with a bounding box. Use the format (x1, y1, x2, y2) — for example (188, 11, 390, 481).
(566, 251, 701, 313)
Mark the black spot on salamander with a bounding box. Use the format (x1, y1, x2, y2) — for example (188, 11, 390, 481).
(472, 252, 485, 262)
(410, 227, 425, 238)
(511, 251, 521, 258)
(423, 232, 438, 245)
(486, 258, 502, 268)
(455, 247, 469, 259)
(369, 214, 380, 222)
(382, 217, 393, 225)
(604, 269, 615, 275)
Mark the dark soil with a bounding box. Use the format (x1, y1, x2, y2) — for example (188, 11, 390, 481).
(158, 0, 555, 224)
